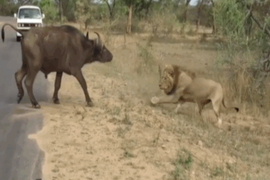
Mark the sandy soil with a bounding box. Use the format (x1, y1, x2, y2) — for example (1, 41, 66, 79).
(28, 30, 270, 180)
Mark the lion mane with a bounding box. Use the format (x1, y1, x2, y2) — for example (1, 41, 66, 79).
(159, 64, 196, 95)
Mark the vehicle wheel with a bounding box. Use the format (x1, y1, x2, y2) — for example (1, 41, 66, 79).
(16, 36, 20, 42)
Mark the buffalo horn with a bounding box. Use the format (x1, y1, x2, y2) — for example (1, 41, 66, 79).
(94, 32, 103, 48)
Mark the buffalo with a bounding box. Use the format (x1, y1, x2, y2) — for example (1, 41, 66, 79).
(1, 23, 113, 108)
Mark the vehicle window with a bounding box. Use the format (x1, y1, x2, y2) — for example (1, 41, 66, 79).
(18, 8, 41, 19)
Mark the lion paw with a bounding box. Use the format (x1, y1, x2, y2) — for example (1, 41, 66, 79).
(174, 104, 181, 114)
(216, 118, 222, 128)
(218, 118, 222, 125)
(151, 96, 159, 104)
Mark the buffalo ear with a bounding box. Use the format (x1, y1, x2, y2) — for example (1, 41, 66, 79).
(86, 32, 89, 39)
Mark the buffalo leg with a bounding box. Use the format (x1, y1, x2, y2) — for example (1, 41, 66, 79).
(15, 66, 27, 103)
(73, 70, 93, 106)
(24, 69, 40, 108)
(52, 72, 63, 104)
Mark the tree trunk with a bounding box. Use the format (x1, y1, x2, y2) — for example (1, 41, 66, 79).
(109, 11, 114, 24)
(182, 0, 191, 23)
(59, 0, 63, 24)
(126, 4, 133, 34)
(212, 23, 216, 34)
(196, 0, 204, 33)
(210, 0, 216, 34)
(104, 0, 115, 24)
(145, 0, 153, 18)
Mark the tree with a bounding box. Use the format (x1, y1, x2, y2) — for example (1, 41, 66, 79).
(103, 0, 117, 22)
(39, 0, 58, 22)
(17, 0, 32, 5)
(209, 0, 215, 34)
(119, 0, 144, 34)
(134, 0, 154, 19)
(182, 0, 191, 23)
(54, 0, 77, 22)
(75, 0, 91, 29)
(196, 0, 205, 32)
(122, 0, 134, 34)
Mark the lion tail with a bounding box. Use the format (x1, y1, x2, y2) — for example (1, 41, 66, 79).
(222, 97, 239, 112)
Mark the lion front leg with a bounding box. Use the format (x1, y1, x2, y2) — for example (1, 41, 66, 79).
(151, 94, 180, 105)
(151, 88, 184, 105)
(174, 99, 187, 113)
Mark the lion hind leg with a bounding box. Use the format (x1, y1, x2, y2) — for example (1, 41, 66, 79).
(212, 99, 222, 126)
(197, 99, 211, 115)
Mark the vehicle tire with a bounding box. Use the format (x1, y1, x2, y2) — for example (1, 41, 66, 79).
(16, 36, 20, 42)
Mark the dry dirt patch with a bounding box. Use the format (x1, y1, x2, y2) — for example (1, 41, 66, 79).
(29, 33, 270, 180)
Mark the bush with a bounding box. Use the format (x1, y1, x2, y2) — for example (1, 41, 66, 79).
(0, 2, 18, 16)
(39, 0, 59, 23)
(213, 0, 270, 110)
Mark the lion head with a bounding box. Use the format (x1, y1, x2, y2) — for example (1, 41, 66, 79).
(158, 64, 178, 94)
(158, 64, 196, 95)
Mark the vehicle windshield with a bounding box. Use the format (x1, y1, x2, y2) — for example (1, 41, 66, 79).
(18, 8, 41, 19)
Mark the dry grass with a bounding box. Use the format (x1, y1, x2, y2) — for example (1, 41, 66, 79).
(27, 22, 270, 180)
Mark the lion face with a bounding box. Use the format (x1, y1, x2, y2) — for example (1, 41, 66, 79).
(159, 65, 174, 94)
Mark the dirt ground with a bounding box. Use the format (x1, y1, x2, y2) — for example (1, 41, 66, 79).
(28, 28, 270, 180)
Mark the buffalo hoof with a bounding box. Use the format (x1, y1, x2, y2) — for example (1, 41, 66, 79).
(86, 101, 94, 107)
(32, 104, 41, 109)
(17, 93, 23, 104)
(53, 98, 60, 104)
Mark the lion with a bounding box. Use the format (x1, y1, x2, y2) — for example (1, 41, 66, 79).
(150, 64, 239, 126)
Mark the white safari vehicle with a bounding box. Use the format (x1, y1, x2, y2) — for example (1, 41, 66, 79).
(14, 5, 45, 41)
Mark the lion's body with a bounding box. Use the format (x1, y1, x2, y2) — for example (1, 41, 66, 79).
(151, 64, 239, 126)
(182, 77, 222, 102)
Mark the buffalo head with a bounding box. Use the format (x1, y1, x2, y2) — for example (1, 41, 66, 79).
(85, 32, 113, 63)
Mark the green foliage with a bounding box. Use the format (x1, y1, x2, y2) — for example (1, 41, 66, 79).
(39, 0, 58, 22)
(62, 0, 77, 21)
(121, 0, 140, 6)
(210, 167, 224, 177)
(75, 0, 109, 28)
(172, 148, 193, 180)
(115, 0, 128, 17)
(213, 0, 246, 41)
(0, 0, 18, 16)
(213, 0, 270, 107)
(75, 0, 91, 28)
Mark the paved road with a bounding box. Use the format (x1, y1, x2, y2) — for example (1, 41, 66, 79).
(0, 16, 49, 180)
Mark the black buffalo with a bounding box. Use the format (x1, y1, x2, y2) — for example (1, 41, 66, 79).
(1, 23, 113, 108)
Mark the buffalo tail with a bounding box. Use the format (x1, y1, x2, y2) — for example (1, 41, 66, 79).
(1, 23, 25, 42)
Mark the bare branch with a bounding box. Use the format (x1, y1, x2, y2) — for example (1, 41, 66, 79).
(250, 13, 270, 37)
(104, 0, 112, 13)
